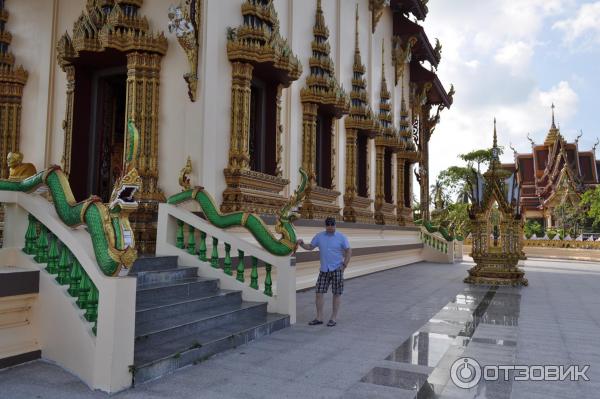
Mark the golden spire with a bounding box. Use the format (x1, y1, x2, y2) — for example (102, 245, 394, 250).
(381, 39, 385, 74)
(544, 103, 560, 146)
(355, 4, 359, 51)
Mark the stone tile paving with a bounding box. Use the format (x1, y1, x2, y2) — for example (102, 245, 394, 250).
(1, 258, 599, 398)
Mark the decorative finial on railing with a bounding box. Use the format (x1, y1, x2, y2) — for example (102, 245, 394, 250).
(179, 156, 192, 191)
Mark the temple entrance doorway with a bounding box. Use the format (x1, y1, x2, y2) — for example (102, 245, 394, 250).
(68, 51, 127, 202)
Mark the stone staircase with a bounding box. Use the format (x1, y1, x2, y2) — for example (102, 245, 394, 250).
(131, 256, 289, 384)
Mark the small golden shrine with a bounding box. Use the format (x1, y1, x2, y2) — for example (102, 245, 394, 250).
(465, 120, 528, 286)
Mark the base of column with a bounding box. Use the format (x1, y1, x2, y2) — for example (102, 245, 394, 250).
(130, 198, 162, 255)
(221, 169, 289, 215)
(396, 207, 414, 226)
(343, 195, 374, 223)
(374, 202, 396, 225)
(300, 185, 341, 219)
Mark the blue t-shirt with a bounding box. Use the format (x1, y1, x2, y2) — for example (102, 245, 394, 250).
(310, 231, 350, 272)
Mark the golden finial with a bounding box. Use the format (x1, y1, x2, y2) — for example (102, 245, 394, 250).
(551, 103, 556, 129)
(381, 39, 385, 71)
(355, 4, 359, 52)
(178, 156, 192, 191)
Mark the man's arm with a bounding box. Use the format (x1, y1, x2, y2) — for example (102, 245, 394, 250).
(296, 239, 316, 251)
(342, 248, 352, 269)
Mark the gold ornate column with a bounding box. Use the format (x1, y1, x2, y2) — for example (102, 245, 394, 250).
(299, 0, 349, 219)
(374, 40, 397, 225)
(343, 129, 358, 221)
(374, 143, 386, 223)
(395, 81, 418, 225)
(301, 102, 318, 184)
(0, 0, 28, 179)
(226, 62, 253, 172)
(59, 65, 75, 175)
(342, 5, 378, 223)
(125, 52, 165, 254)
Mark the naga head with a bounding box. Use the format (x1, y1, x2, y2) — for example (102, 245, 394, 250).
(109, 119, 142, 214)
(109, 167, 141, 214)
(277, 168, 308, 225)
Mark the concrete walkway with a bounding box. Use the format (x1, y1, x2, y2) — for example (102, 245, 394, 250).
(1, 258, 599, 398)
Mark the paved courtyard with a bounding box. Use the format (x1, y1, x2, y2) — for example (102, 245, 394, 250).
(1, 258, 599, 398)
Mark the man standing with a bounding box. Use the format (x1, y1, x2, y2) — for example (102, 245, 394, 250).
(296, 217, 351, 327)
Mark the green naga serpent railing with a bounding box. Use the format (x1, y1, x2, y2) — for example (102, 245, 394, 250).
(156, 169, 308, 323)
(0, 120, 141, 277)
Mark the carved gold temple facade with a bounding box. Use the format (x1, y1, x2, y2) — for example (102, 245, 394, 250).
(2, 0, 452, 249)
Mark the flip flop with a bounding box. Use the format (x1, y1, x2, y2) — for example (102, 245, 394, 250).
(327, 320, 337, 327)
(308, 319, 323, 326)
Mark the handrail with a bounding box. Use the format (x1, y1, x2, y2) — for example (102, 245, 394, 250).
(156, 203, 297, 323)
(0, 190, 136, 392)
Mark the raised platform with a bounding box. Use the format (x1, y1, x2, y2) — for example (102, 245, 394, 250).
(228, 218, 424, 291)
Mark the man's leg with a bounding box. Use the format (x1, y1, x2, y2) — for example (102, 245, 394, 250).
(316, 293, 325, 321)
(331, 294, 341, 321)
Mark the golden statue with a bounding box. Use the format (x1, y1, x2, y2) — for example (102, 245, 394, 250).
(7, 152, 37, 180)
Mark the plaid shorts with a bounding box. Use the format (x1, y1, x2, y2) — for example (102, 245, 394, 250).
(315, 268, 344, 295)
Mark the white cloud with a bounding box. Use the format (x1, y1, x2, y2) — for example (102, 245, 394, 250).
(420, 0, 581, 191)
(553, 2, 600, 47)
(494, 41, 534, 74)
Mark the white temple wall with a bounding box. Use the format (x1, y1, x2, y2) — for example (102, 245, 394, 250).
(9, 0, 408, 207)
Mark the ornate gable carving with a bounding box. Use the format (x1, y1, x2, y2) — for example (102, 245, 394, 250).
(57, 0, 167, 68)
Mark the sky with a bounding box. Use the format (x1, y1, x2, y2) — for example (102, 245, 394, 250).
(421, 0, 600, 188)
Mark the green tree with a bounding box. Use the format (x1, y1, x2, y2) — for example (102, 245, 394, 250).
(459, 147, 503, 173)
(581, 185, 600, 231)
(524, 220, 542, 239)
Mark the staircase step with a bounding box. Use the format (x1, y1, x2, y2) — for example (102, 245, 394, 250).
(131, 256, 179, 273)
(136, 277, 219, 305)
(135, 266, 198, 288)
(135, 302, 267, 347)
(135, 290, 242, 325)
(133, 313, 290, 385)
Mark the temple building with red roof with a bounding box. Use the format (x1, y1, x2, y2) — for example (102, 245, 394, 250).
(503, 106, 599, 227)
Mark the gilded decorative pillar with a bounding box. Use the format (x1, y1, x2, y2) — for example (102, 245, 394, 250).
(299, 0, 349, 219)
(60, 66, 75, 175)
(226, 62, 253, 172)
(301, 102, 318, 185)
(374, 39, 397, 225)
(0, 0, 28, 179)
(374, 143, 386, 224)
(342, 5, 378, 223)
(395, 82, 417, 225)
(343, 129, 358, 221)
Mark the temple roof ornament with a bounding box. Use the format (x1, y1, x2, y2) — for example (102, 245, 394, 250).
(0, 0, 28, 179)
(300, 0, 349, 117)
(0, 0, 28, 89)
(369, 0, 390, 33)
(227, 0, 302, 86)
(57, 0, 168, 67)
(377, 39, 396, 140)
(544, 103, 560, 146)
(391, 35, 416, 86)
(345, 4, 379, 137)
